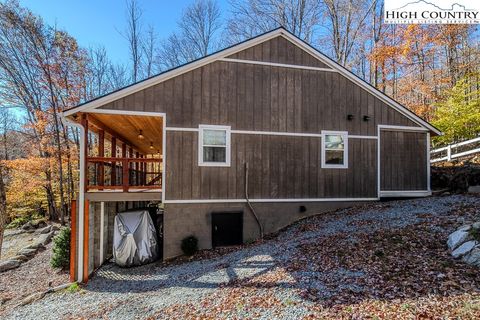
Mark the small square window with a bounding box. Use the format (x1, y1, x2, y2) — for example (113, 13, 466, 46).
(199, 125, 231, 167)
(322, 131, 348, 169)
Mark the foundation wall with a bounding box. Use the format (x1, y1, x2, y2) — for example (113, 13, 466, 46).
(163, 200, 369, 259)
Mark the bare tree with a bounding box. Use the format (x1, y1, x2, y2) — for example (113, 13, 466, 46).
(142, 25, 157, 78)
(157, 0, 223, 70)
(123, 0, 143, 82)
(227, 0, 320, 43)
(156, 33, 199, 70)
(180, 0, 222, 56)
(108, 63, 131, 89)
(321, 0, 376, 66)
(87, 46, 111, 98)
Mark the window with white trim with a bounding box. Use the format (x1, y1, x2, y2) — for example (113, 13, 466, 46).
(198, 125, 231, 166)
(321, 131, 348, 169)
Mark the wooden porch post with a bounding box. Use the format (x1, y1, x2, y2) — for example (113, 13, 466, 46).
(135, 151, 139, 186)
(111, 137, 116, 186)
(122, 143, 128, 192)
(98, 130, 104, 187)
(141, 154, 145, 185)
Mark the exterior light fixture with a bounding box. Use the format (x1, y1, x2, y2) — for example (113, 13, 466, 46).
(347, 114, 354, 120)
(149, 141, 154, 149)
(363, 115, 370, 121)
(138, 130, 144, 139)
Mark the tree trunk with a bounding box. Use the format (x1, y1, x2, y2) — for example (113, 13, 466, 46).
(0, 164, 7, 259)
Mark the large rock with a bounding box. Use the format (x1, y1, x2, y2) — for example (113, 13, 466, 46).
(21, 221, 33, 230)
(452, 241, 478, 259)
(30, 219, 47, 229)
(447, 230, 471, 250)
(17, 248, 37, 257)
(9, 255, 29, 262)
(462, 246, 480, 267)
(38, 231, 54, 246)
(24, 242, 45, 251)
(36, 225, 52, 234)
(0, 259, 21, 272)
(472, 222, 480, 230)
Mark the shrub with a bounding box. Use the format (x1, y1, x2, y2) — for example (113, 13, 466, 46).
(181, 235, 198, 256)
(6, 216, 29, 229)
(51, 227, 71, 269)
(470, 228, 480, 242)
(66, 283, 80, 293)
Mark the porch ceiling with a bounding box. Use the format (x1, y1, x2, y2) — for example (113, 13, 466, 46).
(87, 113, 163, 155)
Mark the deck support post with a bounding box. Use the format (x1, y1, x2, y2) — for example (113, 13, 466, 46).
(111, 137, 116, 186)
(122, 143, 128, 192)
(98, 130, 104, 187)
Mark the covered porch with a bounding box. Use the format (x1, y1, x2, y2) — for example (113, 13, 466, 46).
(78, 112, 164, 201)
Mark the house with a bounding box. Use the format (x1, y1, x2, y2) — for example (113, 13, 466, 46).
(62, 27, 441, 283)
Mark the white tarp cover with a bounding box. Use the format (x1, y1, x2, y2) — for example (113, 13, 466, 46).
(113, 209, 159, 267)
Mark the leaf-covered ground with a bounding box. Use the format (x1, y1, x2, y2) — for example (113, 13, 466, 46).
(4, 195, 480, 319)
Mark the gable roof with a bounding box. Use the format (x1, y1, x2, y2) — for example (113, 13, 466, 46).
(63, 27, 441, 135)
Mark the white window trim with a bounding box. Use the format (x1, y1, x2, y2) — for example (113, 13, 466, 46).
(198, 125, 231, 167)
(321, 130, 348, 169)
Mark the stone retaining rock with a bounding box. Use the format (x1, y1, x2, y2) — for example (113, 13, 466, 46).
(24, 242, 45, 251)
(17, 248, 38, 257)
(452, 241, 478, 258)
(0, 259, 21, 272)
(462, 246, 480, 267)
(447, 230, 471, 250)
(37, 231, 54, 246)
(9, 255, 29, 262)
(448, 221, 480, 267)
(1, 227, 55, 272)
(36, 225, 52, 234)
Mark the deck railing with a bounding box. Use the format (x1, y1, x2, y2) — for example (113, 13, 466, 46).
(430, 137, 480, 163)
(86, 157, 162, 192)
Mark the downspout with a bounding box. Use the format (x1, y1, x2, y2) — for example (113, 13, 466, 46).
(244, 162, 263, 239)
(61, 113, 85, 283)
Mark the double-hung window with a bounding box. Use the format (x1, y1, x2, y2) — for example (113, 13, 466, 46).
(198, 125, 231, 167)
(321, 131, 348, 169)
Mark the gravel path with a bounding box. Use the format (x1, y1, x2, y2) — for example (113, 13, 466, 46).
(4, 195, 479, 319)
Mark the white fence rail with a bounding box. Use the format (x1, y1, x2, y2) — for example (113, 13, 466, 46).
(430, 136, 480, 163)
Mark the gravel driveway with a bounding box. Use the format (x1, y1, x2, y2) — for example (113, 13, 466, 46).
(4, 195, 480, 319)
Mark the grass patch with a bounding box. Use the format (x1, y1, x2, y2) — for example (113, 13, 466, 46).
(66, 283, 80, 293)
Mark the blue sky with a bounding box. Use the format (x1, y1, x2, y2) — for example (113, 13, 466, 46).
(19, 0, 230, 65)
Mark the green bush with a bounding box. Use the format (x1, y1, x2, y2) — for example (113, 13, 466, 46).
(66, 283, 80, 293)
(6, 216, 29, 229)
(51, 227, 71, 269)
(181, 235, 198, 256)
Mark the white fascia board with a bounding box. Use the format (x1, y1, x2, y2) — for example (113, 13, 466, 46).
(379, 190, 431, 197)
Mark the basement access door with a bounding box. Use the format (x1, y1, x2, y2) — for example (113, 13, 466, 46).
(211, 211, 243, 247)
